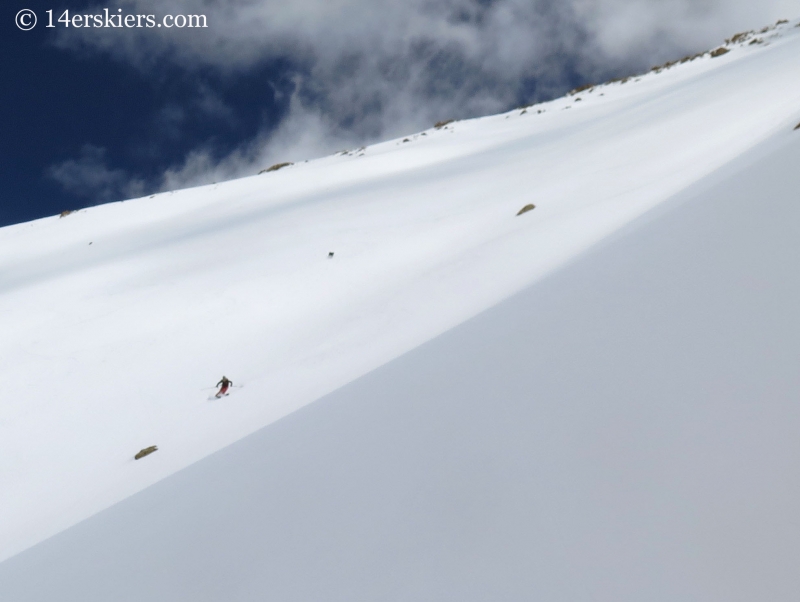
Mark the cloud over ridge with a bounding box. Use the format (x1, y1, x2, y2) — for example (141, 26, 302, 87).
(54, 0, 798, 193)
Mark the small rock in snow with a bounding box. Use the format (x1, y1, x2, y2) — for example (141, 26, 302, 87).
(135, 446, 158, 460)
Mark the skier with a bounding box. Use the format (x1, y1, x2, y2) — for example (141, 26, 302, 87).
(215, 376, 233, 398)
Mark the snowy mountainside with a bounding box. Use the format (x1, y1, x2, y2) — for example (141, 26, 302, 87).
(1, 18, 800, 564)
(3, 71, 800, 602)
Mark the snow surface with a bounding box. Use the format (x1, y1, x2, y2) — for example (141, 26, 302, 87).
(1, 19, 799, 585)
(3, 96, 800, 602)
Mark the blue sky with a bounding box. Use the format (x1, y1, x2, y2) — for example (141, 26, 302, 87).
(3, 0, 298, 226)
(3, 0, 795, 227)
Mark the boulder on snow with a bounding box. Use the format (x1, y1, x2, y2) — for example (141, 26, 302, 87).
(259, 162, 293, 174)
(434, 119, 454, 129)
(59, 210, 74, 218)
(794, 122, 800, 130)
(134, 446, 158, 460)
(517, 204, 536, 216)
(710, 47, 730, 58)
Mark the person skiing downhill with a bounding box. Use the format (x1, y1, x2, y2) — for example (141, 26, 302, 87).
(216, 376, 233, 398)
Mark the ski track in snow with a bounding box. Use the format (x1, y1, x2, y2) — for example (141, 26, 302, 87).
(1, 20, 799, 562)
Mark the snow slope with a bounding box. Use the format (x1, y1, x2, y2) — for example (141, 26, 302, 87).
(1, 19, 799, 567)
(2, 98, 800, 602)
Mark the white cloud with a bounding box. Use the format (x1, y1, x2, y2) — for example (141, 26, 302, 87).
(571, 0, 797, 61)
(54, 0, 799, 192)
(48, 145, 145, 203)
